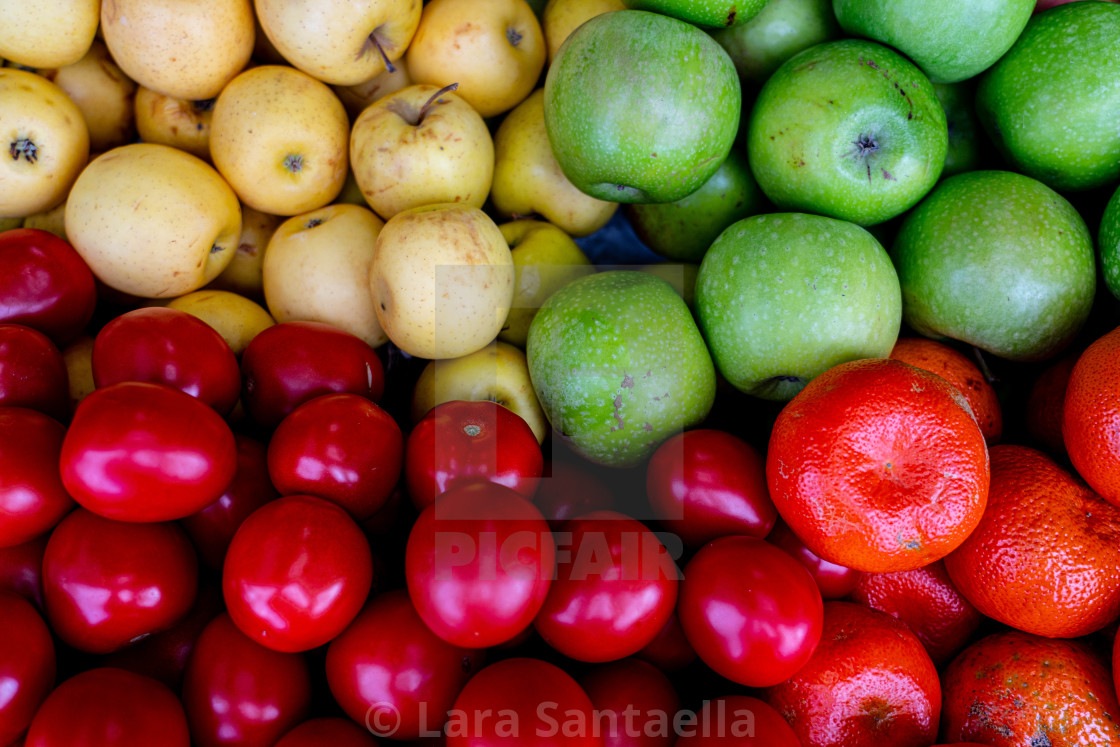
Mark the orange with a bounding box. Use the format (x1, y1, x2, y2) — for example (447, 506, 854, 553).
(941, 630, 1120, 745)
(889, 337, 1002, 444)
(943, 444, 1120, 638)
(765, 358, 990, 573)
(765, 601, 941, 747)
(1064, 325, 1120, 505)
(1027, 355, 1076, 458)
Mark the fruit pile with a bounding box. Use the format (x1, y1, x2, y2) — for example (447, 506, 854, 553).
(3, 0, 1120, 745)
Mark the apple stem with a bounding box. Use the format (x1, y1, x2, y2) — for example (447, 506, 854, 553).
(971, 346, 998, 385)
(9, 137, 38, 164)
(418, 82, 460, 122)
(368, 31, 397, 74)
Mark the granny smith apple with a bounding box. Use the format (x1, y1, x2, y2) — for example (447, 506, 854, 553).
(710, 0, 841, 89)
(934, 81, 987, 178)
(976, 2, 1120, 191)
(621, 0, 768, 27)
(891, 170, 1096, 361)
(527, 271, 716, 467)
(543, 10, 741, 203)
(625, 150, 767, 263)
(746, 39, 947, 226)
(1099, 183, 1120, 299)
(695, 212, 902, 401)
(833, 0, 1034, 84)
(638, 262, 699, 308)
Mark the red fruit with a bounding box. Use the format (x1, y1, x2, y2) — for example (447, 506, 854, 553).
(405, 400, 543, 511)
(1063, 324, 1120, 505)
(0, 324, 69, 422)
(42, 508, 198, 654)
(579, 659, 680, 747)
(635, 611, 697, 673)
(0, 592, 55, 746)
(60, 381, 238, 522)
(0, 407, 73, 548)
(533, 457, 615, 528)
(325, 589, 484, 741)
(240, 320, 385, 428)
(276, 718, 379, 747)
(678, 535, 823, 688)
(0, 227, 96, 346)
(25, 667, 190, 746)
(766, 518, 862, 600)
(765, 601, 941, 747)
(646, 429, 777, 547)
(674, 696, 800, 747)
(535, 511, 679, 663)
(92, 306, 241, 414)
(0, 535, 47, 608)
(1026, 355, 1075, 457)
(268, 393, 403, 520)
(182, 613, 312, 747)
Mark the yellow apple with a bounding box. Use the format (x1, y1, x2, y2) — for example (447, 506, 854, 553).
(350, 83, 494, 221)
(101, 0, 255, 101)
(0, 68, 89, 219)
(21, 201, 68, 241)
(255, 0, 422, 86)
(65, 143, 242, 298)
(406, 0, 546, 118)
(491, 88, 617, 237)
(61, 335, 96, 413)
(263, 203, 389, 347)
(134, 87, 214, 161)
(371, 203, 515, 360)
(541, 0, 625, 63)
(165, 289, 275, 355)
(333, 59, 414, 120)
(40, 40, 137, 153)
(207, 205, 281, 302)
(0, 0, 99, 68)
(210, 65, 350, 217)
(411, 340, 549, 443)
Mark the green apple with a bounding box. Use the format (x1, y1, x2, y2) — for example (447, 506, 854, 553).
(934, 81, 986, 178)
(620, 0, 768, 27)
(695, 212, 901, 401)
(543, 10, 741, 203)
(833, 0, 1033, 84)
(527, 270, 716, 467)
(624, 149, 767, 263)
(1096, 183, 1120, 299)
(891, 170, 1095, 362)
(638, 262, 699, 308)
(746, 39, 947, 227)
(975, 2, 1120, 191)
(710, 0, 840, 89)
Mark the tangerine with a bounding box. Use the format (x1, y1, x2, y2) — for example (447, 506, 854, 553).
(1063, 325, 1120, 505)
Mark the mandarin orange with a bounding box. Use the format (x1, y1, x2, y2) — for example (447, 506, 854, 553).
(1027, 355, 1076, 458)
(1063, 325, 1120, 505)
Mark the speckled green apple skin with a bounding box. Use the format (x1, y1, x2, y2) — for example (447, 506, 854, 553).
(526, 271, 716, 468)
(891, 171, 1096, 362)
(711, 0, 841, 88)
(543, 10, 741, 204)
(621, 0, 768, 27)
(1098, 184, 1120, 299)
(833, 0, 1034, 83)
(746, 39, 947, 227)
(695, 212, 902, 401)
(933, 81, 985, 178)
(976, 2, 1120, 191)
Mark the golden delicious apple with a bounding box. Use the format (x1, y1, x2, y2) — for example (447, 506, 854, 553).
(0, 69, 89, 219)
(406, 0, 546, 118)
(263, 203, 389, 347)
(333, 59, 414, 120)
(0, 217, 22, 232)
(40, 40, 137, 153)
(491, 89, 617, 237)
(65, 143, 242, 298)
(0, 0, 98, 68)
(255, 0, 422, 86)
(165, 289, 275, 355)
(22, 201, 68, 242)
(542, 0, 625, 62)
(371, 203, 515, 360)
(210, 65, 350, 217)
(61, 335, 96, 412)
(134, 88, 214, 161)
(350, 83, 494, 221)
(207, 206, 281, 302)
(498, 219, 595, 348)
(411, 340, 549, 443)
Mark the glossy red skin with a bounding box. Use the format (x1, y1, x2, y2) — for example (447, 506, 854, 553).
(647, 430, 778, 547)
(678, 535, 823, 688)
(326, 589, 485, 740)
(42, 508, 198, 654)
(0, 592, 55, 746)
(674, 696, 801, 747)
(275, 718, 379, 747)
(268, 393, 403, 520)
(222, 494, 373, 653)
(447, 658, 602, 747)
(0, 228, 96, 346)
(406, 400, 543, 511)
(92, 306, 240, 414)
(0, 408, 73, 548)
(181, 434, 279, 571)
(578, 659, 680, 747)
(847, 559, 984, 667)
(240, 321, 385, 428)
(59, 381, 238, 522)
(0, 535, 47, 609)
(182, 613, 312, 747)
(535, 511, 679, 663)
(766, 602, 941, 747)
(0, 324, 69, 422)
(534, 458, 615, 528)
(405, 481, 556, 648)
(24, 667, 190, 746)
(635, 611, 697, 673)
(767, 518, 862, 600)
